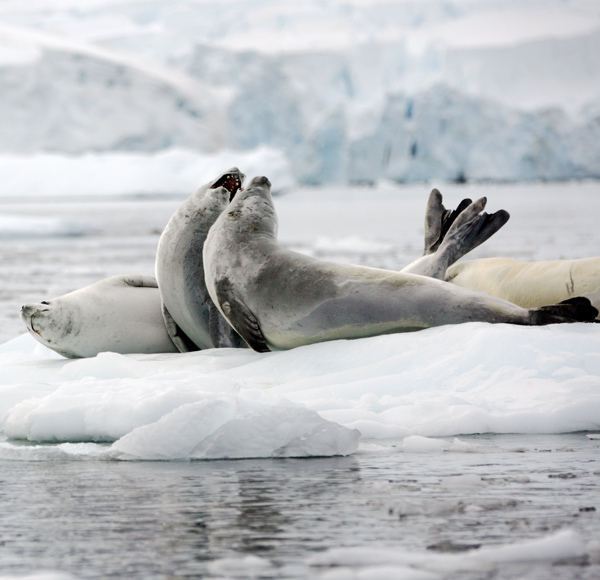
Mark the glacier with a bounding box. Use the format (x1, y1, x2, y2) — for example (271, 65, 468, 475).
(0, 0, 598, 185)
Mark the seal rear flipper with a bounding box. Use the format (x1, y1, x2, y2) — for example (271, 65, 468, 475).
(161, 303, 200, 352)
(529, 297, 599, 325)
(441, 202, 510, 268)
(423, 189, 473, 255)
(402, 197, 507, 280)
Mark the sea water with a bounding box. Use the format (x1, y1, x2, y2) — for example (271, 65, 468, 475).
(0, 182, 599, 579)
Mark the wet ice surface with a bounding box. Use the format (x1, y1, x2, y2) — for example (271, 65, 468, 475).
(1, 181, 600, 578)
(0, 435, 598, 579)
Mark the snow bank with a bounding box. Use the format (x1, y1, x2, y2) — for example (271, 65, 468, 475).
(1, 321, 599, 461)
(0, 147, 293, 198)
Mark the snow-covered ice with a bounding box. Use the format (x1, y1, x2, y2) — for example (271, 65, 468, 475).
(1, 320, 599, 462)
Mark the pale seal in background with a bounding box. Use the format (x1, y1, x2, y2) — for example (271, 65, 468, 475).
(155, 167, 248, 351)
(446, 257, 600, 317)
(203, 176, 598, 353)
(415, 190, 600, 318)
(20, 275, 177, 359)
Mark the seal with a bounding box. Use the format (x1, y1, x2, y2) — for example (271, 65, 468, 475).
(203, 176, 598, 352)
(413, 190, 600, 318)
(20, 275, 178, 358)
(156, 168, 248, 351)
(446, 257, 600, 316)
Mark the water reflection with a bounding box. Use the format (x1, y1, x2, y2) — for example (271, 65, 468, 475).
(1, 437, 599, 579)
(178, 457, 361, 564)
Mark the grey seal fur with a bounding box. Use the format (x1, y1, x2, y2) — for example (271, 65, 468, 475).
(203, 176, 598, 352)
(156, 168, 248, 351)
(20, 275, 178, 358)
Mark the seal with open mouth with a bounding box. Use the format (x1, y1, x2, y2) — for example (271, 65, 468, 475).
(156, 167, 248, 351)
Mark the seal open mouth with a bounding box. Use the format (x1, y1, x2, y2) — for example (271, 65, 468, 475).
(211, 172, 244, 202)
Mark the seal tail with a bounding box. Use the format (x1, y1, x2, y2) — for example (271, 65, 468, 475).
(529, 297, 599, 325)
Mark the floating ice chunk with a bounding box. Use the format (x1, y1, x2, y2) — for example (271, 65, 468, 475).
(192, 406, 360, 460)
(2, 323, 600, 460)
(473, 528, 586, 564)
(320, 566, 439, 580)
(207, 554, 274, 577)
(309, 529, 587, 576)
(3, 372, 243, 442)
(402, 435, 451, 453)
(0, 440, 105, 462)
(111, 398, 237, 460)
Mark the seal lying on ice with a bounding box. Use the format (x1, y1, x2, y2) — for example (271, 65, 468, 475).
(20, 275, 178, 358)
(203, 176, 598, 353)
(413, 189, 600, 318)
(446, 257, 600, 316)
(155, 167, 248, 351)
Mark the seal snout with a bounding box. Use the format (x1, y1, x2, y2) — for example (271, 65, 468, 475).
(249, 176, 271, 188)
(20, 304, 40, 334)
(21, 304, 36, 319)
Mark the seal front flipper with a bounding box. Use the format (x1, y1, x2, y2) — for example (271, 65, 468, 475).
(208, 301, 248, 348)
(215, 279, 270, 353)
(161, 303, 199, 352)
(122, 274, 159, 289)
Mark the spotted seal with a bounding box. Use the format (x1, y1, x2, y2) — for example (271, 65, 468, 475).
(203, 176, 598, 352)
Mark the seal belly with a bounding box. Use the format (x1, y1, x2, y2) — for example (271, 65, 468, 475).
(251, 261, 434, 349)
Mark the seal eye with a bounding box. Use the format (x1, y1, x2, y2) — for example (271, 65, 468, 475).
(211, 173, 243, 202)
(41, 301, 49, 305)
